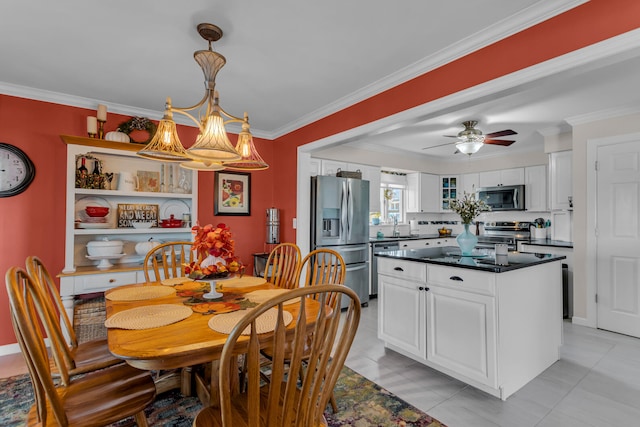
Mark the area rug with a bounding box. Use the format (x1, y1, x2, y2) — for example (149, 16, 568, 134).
(1, 296, 446, 427)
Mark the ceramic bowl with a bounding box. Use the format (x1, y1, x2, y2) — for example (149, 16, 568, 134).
(85, 206, 109, 217)
(86, 239, 123, 256)
(132, 221, 154, 229)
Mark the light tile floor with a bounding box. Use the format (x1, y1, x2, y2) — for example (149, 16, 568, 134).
(3, 298, 640, 426)
(345, 298, 640, 427)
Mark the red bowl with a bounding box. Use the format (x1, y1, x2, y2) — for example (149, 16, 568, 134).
(85, 206, 109, 217)
(160, 218, 183, 228)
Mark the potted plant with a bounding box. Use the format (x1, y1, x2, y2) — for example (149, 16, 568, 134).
(370, 212, 381, 225)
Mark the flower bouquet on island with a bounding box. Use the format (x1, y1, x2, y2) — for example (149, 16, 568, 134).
(449, 192, 491, 225)
(184, 223, 244, 280)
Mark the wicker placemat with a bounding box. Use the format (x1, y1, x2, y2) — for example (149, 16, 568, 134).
(105, 304, 193, 330)
(245, 289, 300, 305)
(221, 276, 267, 289)
(208, 308, 293, 335)
(161, 277, 192, 286)
(105, 286, 175, 301)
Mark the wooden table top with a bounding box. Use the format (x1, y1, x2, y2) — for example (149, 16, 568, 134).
(106, 280, 320, 371)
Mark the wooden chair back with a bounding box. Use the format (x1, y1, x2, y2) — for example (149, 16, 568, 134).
(6, 266, 156, 426)
(299, 249, 346, 308)
(264, 243, 302, 289)
(194, 284, 361, 427)
(143, 241, 197, 282)
(25, 256, 121, 384)
(25, 255, 78, 354)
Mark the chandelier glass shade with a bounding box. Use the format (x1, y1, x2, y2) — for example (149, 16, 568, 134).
(137, 23, 268, 171)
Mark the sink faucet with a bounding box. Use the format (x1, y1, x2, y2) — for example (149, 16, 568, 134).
(392, 217, 400, 237)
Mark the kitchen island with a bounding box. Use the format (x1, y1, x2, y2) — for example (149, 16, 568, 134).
(376, 247, 565, 400)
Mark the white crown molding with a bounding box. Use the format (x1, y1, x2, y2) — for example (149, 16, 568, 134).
(566, 104, 640, 126)
(301, 28, 640, 154)
(271, 0, 587, 138)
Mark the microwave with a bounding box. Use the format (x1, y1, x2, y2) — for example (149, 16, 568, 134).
(476, 185, 525, 211)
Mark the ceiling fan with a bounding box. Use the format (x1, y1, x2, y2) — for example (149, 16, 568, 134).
(423, 120, 517, 155)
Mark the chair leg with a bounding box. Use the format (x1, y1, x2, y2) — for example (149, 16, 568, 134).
(134, 411, 149, 427)
(330, 392, 338, 413)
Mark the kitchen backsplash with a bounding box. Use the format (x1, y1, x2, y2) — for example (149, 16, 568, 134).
(371, 210, 572, 242)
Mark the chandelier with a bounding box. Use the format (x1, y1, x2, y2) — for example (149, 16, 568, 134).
(137, 23, 268, 171)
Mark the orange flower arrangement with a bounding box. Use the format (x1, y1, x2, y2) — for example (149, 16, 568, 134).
(185, 223, 243, 279)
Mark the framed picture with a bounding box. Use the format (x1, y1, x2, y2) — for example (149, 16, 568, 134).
(214, 171, 251, 216)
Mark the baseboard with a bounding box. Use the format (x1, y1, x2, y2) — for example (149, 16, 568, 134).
(0, 338, 52, 357)
(571, 316, 592, 327)
(0, 342, 21, 356)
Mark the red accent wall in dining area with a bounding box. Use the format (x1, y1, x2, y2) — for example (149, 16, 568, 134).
(270, 0, 640, 245)
(1, 0, 639, 348)
(0, 95, 275, 347)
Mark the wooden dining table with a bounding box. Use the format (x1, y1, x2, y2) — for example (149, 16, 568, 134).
(105, 278, 322, 405)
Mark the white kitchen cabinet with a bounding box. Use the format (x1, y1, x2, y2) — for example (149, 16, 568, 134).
(378, 256, 563, 400)
(316, 158, 381, 214)
(59, 135, 198, 321)
(478, 168, 525, 187)
(461, 173, 479, 196)
(398, 238, 451, 250)
(308, 158, 322, 177)
(519, 243, 573, 317)
(319, 159, 347, 176)
(440, 175, 459, 211)
(549, 151, 573, 210)
(426, 281, 497, 387)
(377, 259, 427, 360)
(525, 165, 547, 211)
(406, 172, 439, 213)
(357, 163, 381, 214)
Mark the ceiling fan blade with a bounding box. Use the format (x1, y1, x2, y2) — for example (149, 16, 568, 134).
(443, 135, 458, 138)
(484, 139, 515, 146)
(422, 141, 456, 150)
(485, 129, 517, 138)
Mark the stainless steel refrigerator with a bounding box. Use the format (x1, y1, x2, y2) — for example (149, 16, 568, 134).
(310, 175, 369, 308)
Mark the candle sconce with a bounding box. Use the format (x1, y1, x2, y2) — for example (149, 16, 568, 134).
(98, 120, 105, 139)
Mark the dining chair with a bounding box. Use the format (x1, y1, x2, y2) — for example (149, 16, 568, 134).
(6, 266, 157, 427)
(25, 256, 121, 385)
(193, 284, 361, 427)
(143, 240, 197, 282)
(264, 242, 302, 289)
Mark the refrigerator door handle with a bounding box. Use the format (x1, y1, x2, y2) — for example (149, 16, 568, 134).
(340, 180, 348, 240)
(347, 180, 354, 240)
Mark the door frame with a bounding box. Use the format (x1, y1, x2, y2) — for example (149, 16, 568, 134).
(586, 131, 640, 329)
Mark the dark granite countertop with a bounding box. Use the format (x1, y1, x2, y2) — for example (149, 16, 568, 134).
(519, 238, 573, 248)
(375, 246, 566, 273)
(370, 234, 454, 243)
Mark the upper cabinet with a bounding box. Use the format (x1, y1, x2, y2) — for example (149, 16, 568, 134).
(461, 173, 479, 197)
(549, 151, 573, 210)
(440, 175, 459, 211)
(524, 165, 547, 212)
(314, 158, 380, 213)
(478, 168, 525, 187)
(407, 173, 439, 213)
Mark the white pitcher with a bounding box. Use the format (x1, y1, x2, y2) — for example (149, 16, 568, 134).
(118, 172, 138, 192)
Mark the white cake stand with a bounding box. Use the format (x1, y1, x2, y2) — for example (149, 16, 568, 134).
(86, 253, 125, 269)
(202, 275, 234, 299)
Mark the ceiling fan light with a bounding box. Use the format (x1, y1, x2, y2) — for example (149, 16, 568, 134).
(456, 140, 484, 155)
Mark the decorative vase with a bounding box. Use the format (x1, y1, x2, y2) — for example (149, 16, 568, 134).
(456, 223, 478, 256)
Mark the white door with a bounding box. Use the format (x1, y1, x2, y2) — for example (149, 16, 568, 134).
(597, 140, 640, 337)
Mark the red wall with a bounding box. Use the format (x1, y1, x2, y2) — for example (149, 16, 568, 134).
(0, 95, 274, 347)
(1, 0, 639, 347)
(271, 0, 640, 244)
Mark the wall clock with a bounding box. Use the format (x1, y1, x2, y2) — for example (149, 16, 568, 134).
(0, 143, 36, 197)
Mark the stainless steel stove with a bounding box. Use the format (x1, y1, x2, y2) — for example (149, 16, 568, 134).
(476, 221, 532, 250)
